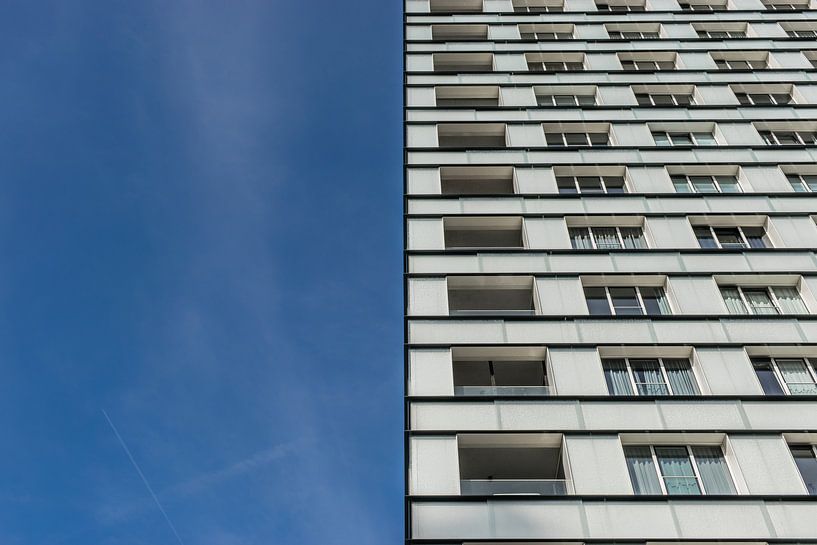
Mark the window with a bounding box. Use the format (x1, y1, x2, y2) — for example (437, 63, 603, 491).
(584, 286, 671, 316)
(693, 225, 768, 249)
(619, 54, 677, 71)
(603, 358, 700, 395)
(653, 131, 717, 146)
(678, 0, 727, 10)
(624, 445, 737, 495)
(513, 0, 565, 12)
(608, 30, 660, 39)
(621, 59, 676, 71)
(636, 93, 693, 106)
(720, 285, 808, 315)
(557, 175, 626, 194)
(786, 173, 817, 192)
(735, 92, 792, 105)
(546, 131, 609, 147)
(607, 24, 661, 39)
(537, 94, 596, 107)
(671, 174, 741, 193)
(784, 26, 817, 37)
(790, 445, 817, 495)
(763, 0, 809, 9)
(759, 130, 817, 146)
(527, 55, 585, 72)
(713, 57, 767, 70)
(752, 357, 817, 395)
(697, 29, 746, 38)
(569, 226, 647, 249)
(596, 1, 646, 10)
(520, 24, 574, 40)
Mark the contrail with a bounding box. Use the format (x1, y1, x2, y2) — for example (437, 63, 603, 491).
(102, 410, 185, 545)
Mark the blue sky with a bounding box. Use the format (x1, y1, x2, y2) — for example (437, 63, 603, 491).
(0, 1, 403, 543)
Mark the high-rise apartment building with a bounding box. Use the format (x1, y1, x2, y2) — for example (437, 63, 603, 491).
(404, 0, 817, 542)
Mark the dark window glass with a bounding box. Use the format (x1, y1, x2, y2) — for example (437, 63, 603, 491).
(610, 287, 642, 315)
(641, 287, 668, 315)
(585, 287, 612, 315)
(694, 227, 717, 248)
(791, 446, 817, 495)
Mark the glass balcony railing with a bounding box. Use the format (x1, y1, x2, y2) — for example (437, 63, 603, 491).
(460, 479, 569, 495)
(449, 309, 536, 316)
(454, 385, 551, 396)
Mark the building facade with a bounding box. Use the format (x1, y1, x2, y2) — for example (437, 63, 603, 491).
(403, 0, 817, 543)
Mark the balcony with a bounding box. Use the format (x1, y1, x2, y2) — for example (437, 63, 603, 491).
(440, 166, 515, 195)
(458, 434, 569, 496)
(453, 347, 550, 396)
(448, 276, 536, 317)
(438, 124, 506, 149)
(444, 217, 524, 249)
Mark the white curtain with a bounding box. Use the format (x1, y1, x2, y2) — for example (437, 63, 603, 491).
(624, 446, 662, 494)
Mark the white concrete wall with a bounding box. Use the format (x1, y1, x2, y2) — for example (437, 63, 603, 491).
(409, 436, 460, 495)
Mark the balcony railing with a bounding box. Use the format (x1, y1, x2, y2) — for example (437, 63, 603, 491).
(455, 385, 551, 396)
(460, 479, 569, 496)
(449, 309, 537, 317)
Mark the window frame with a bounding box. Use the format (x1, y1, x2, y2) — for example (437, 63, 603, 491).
(720, 285, 806, 315)
(635, 93, 694, 106)
(620, 59, 676, 71)
(596, 2, 646, 10)
(714, 58, 767, 70)
(585, 285, 672, 316)
(786, 28, 817, 37)
(537, 93, 596, 107)
(752, 357, 817, 395)
(678, 1, 728, 10)
(759, 130, 817, 146)
(528, 60, 585, 72)
(569, 225, 647, 250)
(545, 131, 610, 147)
(671, 174, 742, 193)
(734, 92, 792, 105)
(653, 131, 718, 146)
(693, 225, 768, 249)
(789, 444, 817, 495)
(786, 173, 817, 192)
(697, 29, 746, 38)
(630, 445, 736, 495)
(603, 357, 700, 396)
(608, 30, 660, 39)
(556, 175, 627, 194)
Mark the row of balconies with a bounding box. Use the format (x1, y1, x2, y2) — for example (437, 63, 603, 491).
(406, 165, 817, 195)
(410, 432, 816, 496)
(407, 274, 817, 317)
(408, 214, 817, 251)
(409, 83, 817, 109)
(407, 121, 817, 150)
(414, 0, 815, 15)
(411, 20, 817, 41)
(408, 50, 817, 73)
(408, 345, 817, 397)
